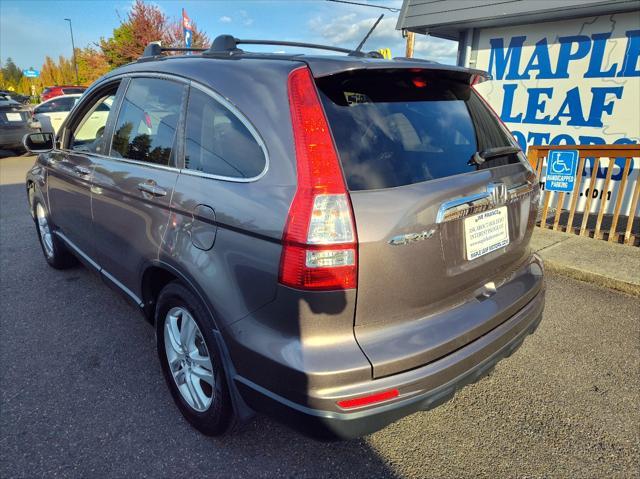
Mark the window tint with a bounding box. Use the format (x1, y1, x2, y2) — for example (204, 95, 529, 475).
(62, 87, 85, 95)
(184, 88, 265, 178)
(71, 95, 115, 154)
(317, 70, 519, 191)
(111, 78, 185, 166)
(37, 96, 76, 113)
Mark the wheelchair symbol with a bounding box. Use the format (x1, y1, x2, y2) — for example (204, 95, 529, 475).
(550, 153, 574, 174)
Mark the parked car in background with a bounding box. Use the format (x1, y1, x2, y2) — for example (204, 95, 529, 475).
(0, 93, 38, 154)
(23, 36, 545, 440)
(40, 85, 86, 102)
(34, 94, 110, 138)
(0, 90, 31, 105)
(33, 94, 80, 136)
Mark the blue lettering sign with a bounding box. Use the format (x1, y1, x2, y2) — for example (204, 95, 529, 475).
(618, 30, 640, 77)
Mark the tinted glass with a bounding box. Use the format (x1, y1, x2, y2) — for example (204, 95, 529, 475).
(111, 78, 185, 166)
(38, 96, 76, 113)
(317, 70, 518, 191)
(62, 87, 85, 95)
(71, 95, 115, 153)
(184, 88, 265, 178)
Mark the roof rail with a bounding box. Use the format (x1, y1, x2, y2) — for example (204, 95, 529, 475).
(140, 35, 385, 60)
(204, 35, 381, 58)
(392, 56, 438, 64)
(140, 42, 206, 59)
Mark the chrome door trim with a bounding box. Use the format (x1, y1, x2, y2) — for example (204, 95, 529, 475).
(53, 230, 144, 307)
(82, 71, 269, 183)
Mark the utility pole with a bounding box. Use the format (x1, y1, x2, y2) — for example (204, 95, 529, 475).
(405, 31, 415, 58)
(64, 18, 80, 85)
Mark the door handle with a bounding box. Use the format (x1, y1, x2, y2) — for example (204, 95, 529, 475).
(137, 182, 167, 197)
(74, 165, 91, 176)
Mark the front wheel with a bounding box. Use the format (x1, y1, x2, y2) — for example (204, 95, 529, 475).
(155, 282, 233, 436)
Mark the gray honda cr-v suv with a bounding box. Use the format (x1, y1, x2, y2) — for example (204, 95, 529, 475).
(24, 36, 544, 440)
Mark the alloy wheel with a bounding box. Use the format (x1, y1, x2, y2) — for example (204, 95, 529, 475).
(36, 203, 54, 258)
(164, 306, 215, 412)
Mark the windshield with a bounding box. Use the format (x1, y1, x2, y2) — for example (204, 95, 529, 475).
(317, 70, 520, 191)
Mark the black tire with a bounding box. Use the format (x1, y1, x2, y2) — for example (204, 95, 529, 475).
(155, 281, 233, 436)
(33, 200, 77, 269)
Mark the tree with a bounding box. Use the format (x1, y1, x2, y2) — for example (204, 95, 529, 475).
(76, 47, 110, 85)
(1, 58, 23, 89)
(100, 0, 210, 68)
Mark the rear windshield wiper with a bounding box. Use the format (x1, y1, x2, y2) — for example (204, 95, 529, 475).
(468, 146, 521, 166)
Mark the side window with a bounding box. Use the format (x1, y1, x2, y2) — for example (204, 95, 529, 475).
(71, 94, 116, 153)
(46, 97, 75, 112)
(110, 78, 185, 166)
(184, 88, 265, 178)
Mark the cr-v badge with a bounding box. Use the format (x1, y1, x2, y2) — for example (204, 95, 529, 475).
(388, 229, 435, 246)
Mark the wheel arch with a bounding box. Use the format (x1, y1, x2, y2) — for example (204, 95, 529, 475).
(142, 259, 256, 424)
(140, 260, 221, 331)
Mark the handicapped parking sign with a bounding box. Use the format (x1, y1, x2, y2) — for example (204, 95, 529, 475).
(545, 150, 579, 192)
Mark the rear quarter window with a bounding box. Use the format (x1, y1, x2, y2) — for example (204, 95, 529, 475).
(183, 87, 266, 179)
(317, 70, 519, 191)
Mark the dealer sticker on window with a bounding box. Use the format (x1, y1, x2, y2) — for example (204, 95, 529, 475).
(464, 207, 509, 261)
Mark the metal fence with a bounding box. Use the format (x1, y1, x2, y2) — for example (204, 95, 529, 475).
(527, 145, 640, 246)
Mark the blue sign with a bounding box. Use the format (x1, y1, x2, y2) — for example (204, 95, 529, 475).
(23, 69, 39, 78)
(545, 150, 579, 192)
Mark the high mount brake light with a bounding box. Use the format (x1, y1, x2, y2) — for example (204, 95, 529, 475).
(279, 67, 358, 291)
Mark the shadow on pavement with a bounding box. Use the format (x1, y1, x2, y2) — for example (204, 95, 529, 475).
(0, 182, 401, 478)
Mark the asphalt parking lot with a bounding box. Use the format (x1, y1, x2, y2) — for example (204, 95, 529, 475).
(1, 156, 639, 478)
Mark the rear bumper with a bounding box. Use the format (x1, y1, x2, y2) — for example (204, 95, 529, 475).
(0, 127, 35, 149)
(235, 283, 545, 439)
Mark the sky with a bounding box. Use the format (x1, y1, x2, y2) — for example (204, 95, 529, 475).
(0, 0, 459, 71)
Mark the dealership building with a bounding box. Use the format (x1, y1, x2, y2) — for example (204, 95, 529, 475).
(397, 0, 639, 217)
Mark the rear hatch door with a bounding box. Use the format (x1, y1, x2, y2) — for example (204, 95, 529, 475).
(315, 68, 540, 378)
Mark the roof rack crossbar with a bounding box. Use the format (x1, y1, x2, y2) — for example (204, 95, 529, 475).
(141, 43, 206, 58)
(233, 38, 354, 55)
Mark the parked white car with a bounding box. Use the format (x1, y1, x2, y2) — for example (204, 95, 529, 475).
(34, 94, 112, 139)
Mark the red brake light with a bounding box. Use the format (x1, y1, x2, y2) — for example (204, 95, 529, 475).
(337, 389, 400, 409)
(279, 67, 357, 291)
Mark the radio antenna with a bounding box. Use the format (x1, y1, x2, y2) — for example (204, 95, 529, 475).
(353, 14, 384, 53)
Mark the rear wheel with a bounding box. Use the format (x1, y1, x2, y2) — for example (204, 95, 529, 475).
(155, 282, 233, 436)
(33, 201, 76, 269)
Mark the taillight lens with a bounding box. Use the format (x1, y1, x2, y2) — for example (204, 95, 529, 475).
(279, 67, 357, 291)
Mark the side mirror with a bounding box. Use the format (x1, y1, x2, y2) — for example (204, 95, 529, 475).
(23, 132, 54, 153)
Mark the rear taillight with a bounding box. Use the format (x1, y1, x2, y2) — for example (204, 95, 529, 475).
(279, 67, 357, 291)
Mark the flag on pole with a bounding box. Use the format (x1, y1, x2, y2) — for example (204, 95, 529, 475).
(182, 8, 193, 48)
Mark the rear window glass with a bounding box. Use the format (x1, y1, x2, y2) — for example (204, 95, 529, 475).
(184, 88, 265, 179)
(317, 70, 519, 191)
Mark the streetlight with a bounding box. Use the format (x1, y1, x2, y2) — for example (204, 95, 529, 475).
(64, 18, 80, 85)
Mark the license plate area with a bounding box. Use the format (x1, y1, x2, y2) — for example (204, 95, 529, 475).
(5, 112, 23, 122)
(464, 207, 509, 261)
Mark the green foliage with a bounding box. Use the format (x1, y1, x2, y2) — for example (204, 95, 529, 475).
(2, 1, 211, 95)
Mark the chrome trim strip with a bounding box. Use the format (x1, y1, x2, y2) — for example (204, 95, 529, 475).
(436, 191, 491, 224)
(436, 182, 535, 224)
(76, 71, 269, 183)
(54, 231, 100, 270)
(53, 231, 144, 307)
(101, 269, 144, 307)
